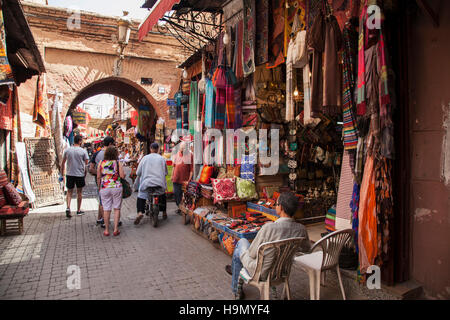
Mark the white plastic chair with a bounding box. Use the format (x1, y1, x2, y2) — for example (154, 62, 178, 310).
(239, 237, 306, 300)
(293, 229, 355, 300)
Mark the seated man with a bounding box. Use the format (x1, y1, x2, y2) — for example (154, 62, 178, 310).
(225, 192, 311, 300)
(134, 142, 168, 224)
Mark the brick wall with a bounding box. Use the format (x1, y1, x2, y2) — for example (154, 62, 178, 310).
(19, 2, 187, 130)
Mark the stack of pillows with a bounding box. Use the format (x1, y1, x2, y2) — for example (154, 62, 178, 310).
(0, 170, 23, 208)
(196, 155, 258, 204)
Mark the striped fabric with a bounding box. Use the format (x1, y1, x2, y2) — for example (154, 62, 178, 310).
(0, 169, 8, 187)
(234, 86, 243, 129)
(0, 187, 6, 207)
(325, 206, 336, 232)
(215, 88, 226, 129)
(226, 84, 236, 129)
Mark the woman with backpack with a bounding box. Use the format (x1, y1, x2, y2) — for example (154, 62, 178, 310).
(97, 146, 125, 236)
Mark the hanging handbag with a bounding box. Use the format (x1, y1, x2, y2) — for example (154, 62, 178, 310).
(116, 161, 132, 199)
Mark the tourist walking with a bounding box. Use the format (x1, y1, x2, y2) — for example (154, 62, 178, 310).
(61, 135, 89, 218)
(97, 146, 125, 236)
(172, 141, 193, 215)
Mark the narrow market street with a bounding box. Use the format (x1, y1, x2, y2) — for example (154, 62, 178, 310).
(0, 171, 390, 300)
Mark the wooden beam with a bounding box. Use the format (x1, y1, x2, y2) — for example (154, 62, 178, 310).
(416, 0, 439, 28)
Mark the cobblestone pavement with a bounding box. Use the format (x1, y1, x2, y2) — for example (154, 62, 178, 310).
(0, 171, 385, 300)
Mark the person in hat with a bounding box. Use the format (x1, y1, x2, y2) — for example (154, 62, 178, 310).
(134, 142, 168, 225)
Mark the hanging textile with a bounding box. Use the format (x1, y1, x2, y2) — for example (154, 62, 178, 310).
(175, 91, 183, 130)
(267, 0, 285, 69)
(0, 86, 12, 130)
(255, 0, 269, 66)
(234, 86, 243, 129)
(205, 80, 216, 128)
(212, 65, 227, 129)
(9, 86, 21, 186)
(243, 0, 256, 77)
(308, 11, 325, 118)
(284, 0, 307, 56)
(138, 105, 152, 137)
(51, 93, 64, 172)
(0, 6, 14, 86)
(182, 100, 189, 131)
(342, 22, 359, 151)
(233, 20, 244, 81)
(350, 182, 360, 254)
(33, 75, 51, 137)
(188, 81, 198, 136)
(358, 154, 377, 274)
(374, 158, 393, 265)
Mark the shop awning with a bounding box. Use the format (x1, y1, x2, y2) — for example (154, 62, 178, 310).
(138, 0, 181, 41)
(88, 118, 114, 132)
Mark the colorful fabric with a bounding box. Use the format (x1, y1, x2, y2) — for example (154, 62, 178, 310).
(374, 158, 393, 265)
(342, 22, 359, 150)
(0, 201, 29, 216)
(243, 0, 256, 77)
(3, 183, 22, 206)
(211, 178, 239, 203)
(236, 177, 258, 200)
(356, 3, 368, 115)
(350, 182, 360, 254)
(0, 169, 8, 187)
(358, 154, 377, 274)
(234, 86, 243, 129)
(0, 7, 14, 85)
(0, 87, 12, 130)
(215, 88, 226, 129)
(175, 91, 183, 130)
(198, 166, 214, 185)
(188, 81, 198, 136)
(325, 205, 336, 232)
(255, 0, 269, 65)
(100, 160, 122, 189)
(267, 0, 285, 69)
(33, 75, 51, 137)
(182, 100, 189, 131)
(204, 80, 215, 128)
(226, 83, 236, 129)
(284, 0, 307, 56)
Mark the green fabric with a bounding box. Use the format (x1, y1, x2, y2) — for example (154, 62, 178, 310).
(236, 177, 258, 200)
(189, 81, 198, 136)
(166, 165, 173, 193)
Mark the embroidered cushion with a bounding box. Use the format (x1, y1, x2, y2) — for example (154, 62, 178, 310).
(0, 169, 8, 188)
(0, 187, 7, 208)
(3, 183, 22, 206)
(240, 154, 256, 182)
(236, 177, 258, 200)
(211, 178, 239, 203)
(198, 166, 214, 184)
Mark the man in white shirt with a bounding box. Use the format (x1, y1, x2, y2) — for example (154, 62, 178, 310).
(225, 192, 311, 299)
(134, 142, 168, 224)
(61, 135, 89, 218)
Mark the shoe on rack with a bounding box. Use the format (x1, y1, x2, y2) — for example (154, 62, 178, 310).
(66, 208, 72, 218)
(225, 265, 232, 276)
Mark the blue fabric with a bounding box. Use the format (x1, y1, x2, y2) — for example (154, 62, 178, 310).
(231, 238, 251, 294)
(205, 80, 215, 128)
(175, 92, 183, 130)
(240, 154, 256, 182)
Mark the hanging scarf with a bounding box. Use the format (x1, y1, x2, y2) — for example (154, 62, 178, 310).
(342, 23, 359, 151)
(234, 86, 243, 129)
(358, 154, 378, 274)
(205, 80, 215, 128)
(0, 7, 14, 85)
(188, 81, 198, 136)
(175, 91, 183, 130)
(255, 0, 269, 66)
(267, 0, 285, 69)
(243, 0, 256, 77)
(33, 75, 51, 137)
(234, 20, 244, 80)
(356, 3, 368, 115)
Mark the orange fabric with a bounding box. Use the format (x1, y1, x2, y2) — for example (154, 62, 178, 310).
(198, 166, 214, 184)
(358, 155, 378, 273)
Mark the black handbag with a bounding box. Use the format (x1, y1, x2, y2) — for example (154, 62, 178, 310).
(116, 161, 132, 199)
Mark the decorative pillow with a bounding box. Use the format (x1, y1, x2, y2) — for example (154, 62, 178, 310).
(211, 178, 239, 203)
(236, 177, 258, 200)
(0, 187, 7, 208)
(0, 169, 8, 188)
(3, 183, 22, 206)
(198, 166, 214, 184)
(226, 165, 240, 178)
(216, 167, 227, 179)
(240, 154, 256, 182)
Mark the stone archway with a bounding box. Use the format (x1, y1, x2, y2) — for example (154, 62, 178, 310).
(69, 76, 159, 124)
